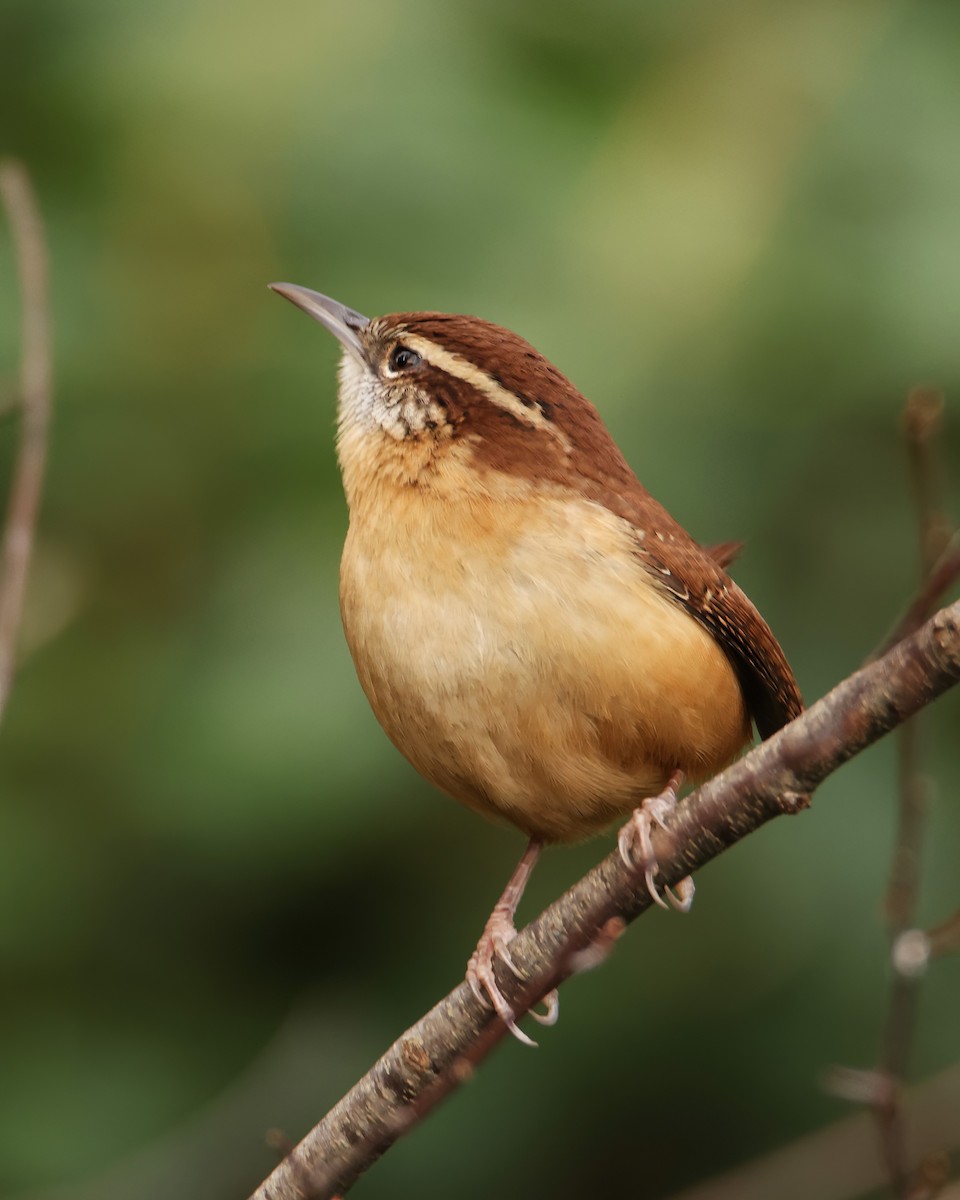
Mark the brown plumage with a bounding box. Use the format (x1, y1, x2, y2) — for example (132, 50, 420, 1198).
(270, 284, 803, 1038)
(378, 311, 802, 745)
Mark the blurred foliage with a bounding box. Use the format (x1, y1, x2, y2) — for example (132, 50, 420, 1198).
(1, 0, 959, 1197)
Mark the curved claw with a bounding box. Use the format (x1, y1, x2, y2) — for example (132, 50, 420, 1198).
(618, 771, 694, 911)
(664, 876, 696, 913)
(466, 913, 538, 1047)
(530, 989, 560, 1026)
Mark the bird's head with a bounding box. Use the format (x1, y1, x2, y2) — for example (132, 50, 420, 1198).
(268, 283, 632, 504)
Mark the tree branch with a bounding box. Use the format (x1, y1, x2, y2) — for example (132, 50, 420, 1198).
(248, 598, 960, 1200)
(0, 160, 53, 726)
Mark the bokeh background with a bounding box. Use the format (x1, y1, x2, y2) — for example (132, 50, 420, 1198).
(1, 1, 959, 1197)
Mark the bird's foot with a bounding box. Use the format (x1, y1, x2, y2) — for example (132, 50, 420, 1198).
(466, 838, 553, 1045)
(466, 913, 559, 1045)
(467, 907, 536, 1046)
(618, 770, 695, 912)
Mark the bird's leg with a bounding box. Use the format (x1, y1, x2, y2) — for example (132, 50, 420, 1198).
(618, 770, 695, 913)
(467, 838, 556, 1046)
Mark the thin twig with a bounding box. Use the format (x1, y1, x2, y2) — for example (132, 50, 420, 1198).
(925, 910, 960, 960)
(871, 534, 960, 662)
(248, 598, 960, 1200)
(876, 388, 953, 1197)
(0, 160, 53, 725)
(902, 387, 951, 572)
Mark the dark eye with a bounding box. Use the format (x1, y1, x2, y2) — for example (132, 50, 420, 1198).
(388, 345, 422, 373)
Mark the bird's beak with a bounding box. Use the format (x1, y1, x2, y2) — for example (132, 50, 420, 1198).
(268, 283, 369, 362)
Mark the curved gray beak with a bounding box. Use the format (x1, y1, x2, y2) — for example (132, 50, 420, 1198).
(268, 283, 369, 361)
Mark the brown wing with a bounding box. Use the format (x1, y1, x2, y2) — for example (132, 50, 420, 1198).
(631, 519, 803, 738)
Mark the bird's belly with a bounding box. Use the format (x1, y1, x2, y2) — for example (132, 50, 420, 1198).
(339, 496, 749, 843)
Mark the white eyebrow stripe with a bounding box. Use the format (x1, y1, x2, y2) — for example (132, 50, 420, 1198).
(401, 334, 571, 450)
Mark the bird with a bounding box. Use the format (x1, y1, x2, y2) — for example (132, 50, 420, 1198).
(269, 282, 803, 1043)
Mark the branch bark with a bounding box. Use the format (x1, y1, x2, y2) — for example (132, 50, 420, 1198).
(248, 597, 960, 1200)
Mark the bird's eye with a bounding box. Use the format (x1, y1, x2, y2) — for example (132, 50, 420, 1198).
(388, 345, 422, 373)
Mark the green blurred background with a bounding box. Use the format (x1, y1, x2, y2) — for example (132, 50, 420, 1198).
(1, 0, 959, 1197)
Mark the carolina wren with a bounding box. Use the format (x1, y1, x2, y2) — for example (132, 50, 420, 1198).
(270, 283, 803, 1042)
